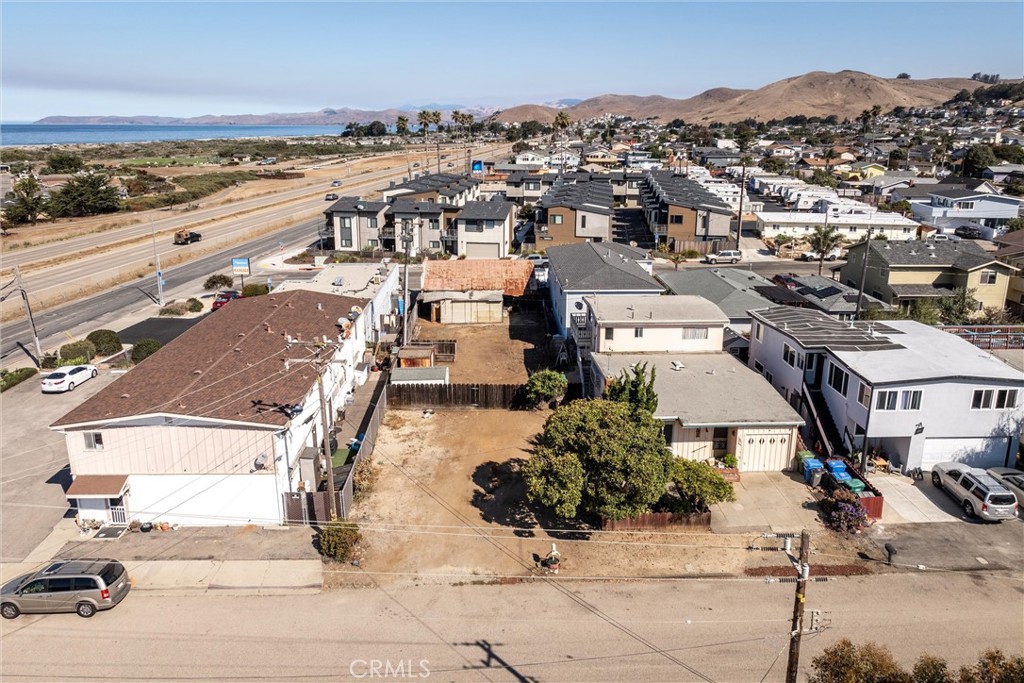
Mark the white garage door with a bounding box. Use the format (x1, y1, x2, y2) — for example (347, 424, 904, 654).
(465, 242, 500, 259)
(920, 437, 1008, 471)
(446, 301, 502, 324)
(738, 429, 794, 471)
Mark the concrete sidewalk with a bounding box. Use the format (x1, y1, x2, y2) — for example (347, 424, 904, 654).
(1, 559, 322, 595)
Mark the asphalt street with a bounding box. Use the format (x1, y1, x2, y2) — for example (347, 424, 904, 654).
(1, 573, 1020, 682)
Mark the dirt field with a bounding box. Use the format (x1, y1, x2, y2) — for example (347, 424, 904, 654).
(412, 309, 553, 384)
(343, 409, 877, 588)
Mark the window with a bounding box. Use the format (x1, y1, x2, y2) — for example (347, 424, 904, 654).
(670, 215, 683, 224)
(368, 217, 378, 229)
(972, 389, 993, 410)
(634, 328, 644, 338)
(783, 344, 797, 367)
(340, 223, 352, 248)
(48, 578, 74, 592)
(84, 433, 103, 450)
(428, 219, 440, 230)
(875, 391, 897, 411)
(712, 427, 728, 451)
(581, 215, 587, 229)
(552, 215, 563, 225)
(662, 422, 673, 445)
(681, 327, 709, 340)
(428, 241, 440, 249)
(996, 389, 1019, 409)
(74, 577, 98, 591)
(900, 390, 922, 411)
(367, 239, 379, 248)
(827, 363, 849, 396)
(754, 321, 763, 341)
(858, 382, 872, 408)
(754, 360, 764, 373)
(979, 271, 997, 285)
(604, 328, 614, 340)
(955, 201, 975, 210)
(764, 370, 774, 384)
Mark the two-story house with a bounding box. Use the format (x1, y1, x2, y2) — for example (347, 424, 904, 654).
(380, 172, 482, 206)
(748, 307, 1022, 471)
(584, 295, 804, 471)
(838, 239, 1016, 310)
(453, 200, 516, 258)
(322, 198, 389, 252)
(638, 171, 733, 252)
(911, 189, 1024, 239)
(51, 290, 374, 528)
(659, 268, 777, 333)
(534, 179, 615, 247)
(992, 230, 1024, 317)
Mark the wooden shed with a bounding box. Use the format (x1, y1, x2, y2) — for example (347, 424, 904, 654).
(397, 347, 435, 368)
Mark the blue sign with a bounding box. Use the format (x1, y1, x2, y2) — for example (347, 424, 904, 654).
(231, 258, 251, 275)
(471, 160, 483, 173)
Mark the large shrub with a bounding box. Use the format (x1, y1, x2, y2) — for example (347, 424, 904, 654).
(242, 283, 270, 297)
(131, 338, 162, 363)
(1, 368, 38, 392)
(203, 274, 234, 290)
(317, 518, 361, 562)
(158, 302, 189, 316)
(186, 297, 204, 313)
(525, 369, 568, 407)
(820, 486, 867, 533)
(59, 340, 96, 362)
(86, 329, 122, 356)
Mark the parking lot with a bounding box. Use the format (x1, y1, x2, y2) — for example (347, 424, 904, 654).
(0, 371, 118, 561)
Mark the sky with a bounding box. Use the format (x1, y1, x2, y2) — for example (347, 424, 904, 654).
(1, 1, 1022, 121)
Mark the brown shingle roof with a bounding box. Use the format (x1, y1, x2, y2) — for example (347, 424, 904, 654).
(422, 259, 534, 296)
(52, 290, 368, 429)
(66, 474, 129, 499)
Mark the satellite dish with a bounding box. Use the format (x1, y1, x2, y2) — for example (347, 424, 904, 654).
(253, 453, 269, 470)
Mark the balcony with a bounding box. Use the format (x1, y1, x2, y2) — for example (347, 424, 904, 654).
(379, 226, 396, 238)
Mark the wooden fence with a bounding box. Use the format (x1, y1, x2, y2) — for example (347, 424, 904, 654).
(601, 510, 712, 531)
(337, 381, 388, 518)
(407, 339, 457, 362)
(388, 382, 528, 409)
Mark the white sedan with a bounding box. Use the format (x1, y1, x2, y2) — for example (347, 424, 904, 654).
(41, 365, 97, 393)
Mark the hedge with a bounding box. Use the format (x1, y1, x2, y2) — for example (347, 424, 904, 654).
(131, 338, 163, 363)
(86, 329, 122, 356)
(59, 340, 96, 362)
(1, 367, 38, 392)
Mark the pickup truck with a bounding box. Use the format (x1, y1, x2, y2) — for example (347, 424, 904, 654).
(173, 230, 202, 245)
(800, 248, 842, 262)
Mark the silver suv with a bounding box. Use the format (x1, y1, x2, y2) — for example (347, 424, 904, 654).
(705, 249, 741, 264)
(1, 559, 131, 619)
(931, 463, 1018, 522)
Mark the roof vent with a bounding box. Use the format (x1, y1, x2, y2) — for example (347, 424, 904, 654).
(671, 361, 685, 371)
(120, 393, 130, 399)
(192, 370, 202, 375)
(706, 369, 716, 375)
(929, 252, 937, 258)
(233, 348, 242, 353)
(317, 303, 323, 311)
(926, 243, 935, 250)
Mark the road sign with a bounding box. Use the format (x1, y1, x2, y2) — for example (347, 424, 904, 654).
(231, 258, 251, 275)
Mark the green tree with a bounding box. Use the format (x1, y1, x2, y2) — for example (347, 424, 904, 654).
(203, 273, 234, 290)
(760, 156, 788, 174)
(86, 329, 122, 356)
(1005, 217, 1024, 233)
(807, 226, 845, 275)
(241, 283, 270, 297)
(604, 362, 658, 415)
(47, 174, 122, 218)
(963, 144, 997, 177)
(3, 177, 47, 224)
(395, 115, 409, 136)
(131, 338, 162, 363)
(417, 110, 431, 140)
(365, 120, 387, 137)
(938, 287, 982, 324)
(671, 459, 735, 512)
(525, 369, 568, 407)
(822, 147, 837, 174)
(523, 399, 674, 520)
(44, 151, 85, 174)
(809, 639, 911, 683)
(811, 169, 838, 188)
(896, 72, 911, 79)
(773, 234, 795, 257)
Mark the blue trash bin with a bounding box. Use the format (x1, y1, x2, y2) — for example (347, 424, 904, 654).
(803, 459, 823, 484)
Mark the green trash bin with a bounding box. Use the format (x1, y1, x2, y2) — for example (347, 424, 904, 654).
(798, 451, 815, 473)
(844, 478, 866, 494)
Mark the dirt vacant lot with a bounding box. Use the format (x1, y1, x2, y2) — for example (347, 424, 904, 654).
(412, 309, 553, 384)
(346, 409, 876, 588)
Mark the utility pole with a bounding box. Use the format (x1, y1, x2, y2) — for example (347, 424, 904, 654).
(785, 529, 811, 683)
(400, 221, 414, 345)
(150, 223, 165, 307)
(735, 163, 747, 250)
(10, 266, 43, 359)
(853, 228, 874, 319)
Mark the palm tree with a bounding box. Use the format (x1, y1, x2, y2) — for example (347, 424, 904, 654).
(430, 110, 442, 135)
(417, 110, 431, 141)
(463, 113, 475, 145)
(396, 115, 409, 137)
(450, 110, 462, 140)
(553, 111, 572, 173)
(823, 148, 837, 174)
(6, 176, 46, 225)
(807, 226, 844, 275)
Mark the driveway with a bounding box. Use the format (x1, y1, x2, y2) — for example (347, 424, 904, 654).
(870, 473, 963, 523)
(711, 471, 820, 533)
(0, 371, 118, 561)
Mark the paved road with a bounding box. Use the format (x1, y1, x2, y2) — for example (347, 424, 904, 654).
(1, 573, 1019, 681)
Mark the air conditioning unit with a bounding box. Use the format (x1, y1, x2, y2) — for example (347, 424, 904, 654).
(372, 273, 382, 285)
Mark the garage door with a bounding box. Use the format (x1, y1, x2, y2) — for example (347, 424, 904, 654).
(737, 429, 794, 471)
(920, 437, 1009, 471)
(465, 242, 500, 259)
(446, 301, 502, 324)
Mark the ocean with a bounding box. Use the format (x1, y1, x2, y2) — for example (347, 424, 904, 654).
(0, 123, 347, 147)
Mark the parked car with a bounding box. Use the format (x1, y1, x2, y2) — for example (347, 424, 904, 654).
(173, 230, 202, 245)
(954, 226, 983, 239)
(521, 253, 549, 266)
(1, 559, 131, 619)
(800, 247, 843, 262)
(413, 162, 420, 168)
(447, 163, 455, 168)
(324, 193, 339, 201)
(929, 233, 961, 242)
(211, 290, 241, 310)
(41, 365, 97, 393)
(930, 462, 1018, 522)
(772, 274, 801, 289)
(330, 180, 342, 187)
(987, 468, 1024, 511)
(704, 249, 742, 264)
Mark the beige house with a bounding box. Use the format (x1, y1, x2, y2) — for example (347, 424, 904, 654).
(838, 239, 1016, 310)
(535, 179, 614, 248)
(992, 231, 1024, 316)
(584, 295, 804, 471)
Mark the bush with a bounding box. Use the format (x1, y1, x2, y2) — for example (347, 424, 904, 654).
(241, 283, 269, 297)
(526, 369, 568, 406)
(59, 340, 96, 362)
(203, 274, 234, 290)
(820, 486, 868, 533)
(186, 297, 204, 313)
(682, 249, 702, 260)
(86, 329, 122, 356)
(131, 338, 162, 363)
(158, 302, 189, 316)
(40, 354, 59, 370)
(317, 518, 361, 562)
(1, 367, 38, 392)
(353, 458, 380, 502)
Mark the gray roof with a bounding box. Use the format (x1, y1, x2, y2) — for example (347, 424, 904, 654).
(584, 294, 728, 325)
(641, 171, 732, 215)
(537, 179, 614, 215)
(386, 199, 445, 216)
(457, 200, 514, 221)
(790, 275, 891, 314)
(590, 352, 804, 427)
(323, 197, 388, 215)
(856, 239, 1000, 271)
(751, 307, 906, 353)
(546, 243, 661, 292)
(888, 283, 955, 298)
(892, 183, 965, 199)
(388, 172, 480, 198)
(658, 269, 776, 322)
(929, 188, 986, 200)
(390, 367, 449, 383)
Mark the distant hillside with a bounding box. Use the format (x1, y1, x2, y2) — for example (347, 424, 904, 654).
(492, 105, 561, 124)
